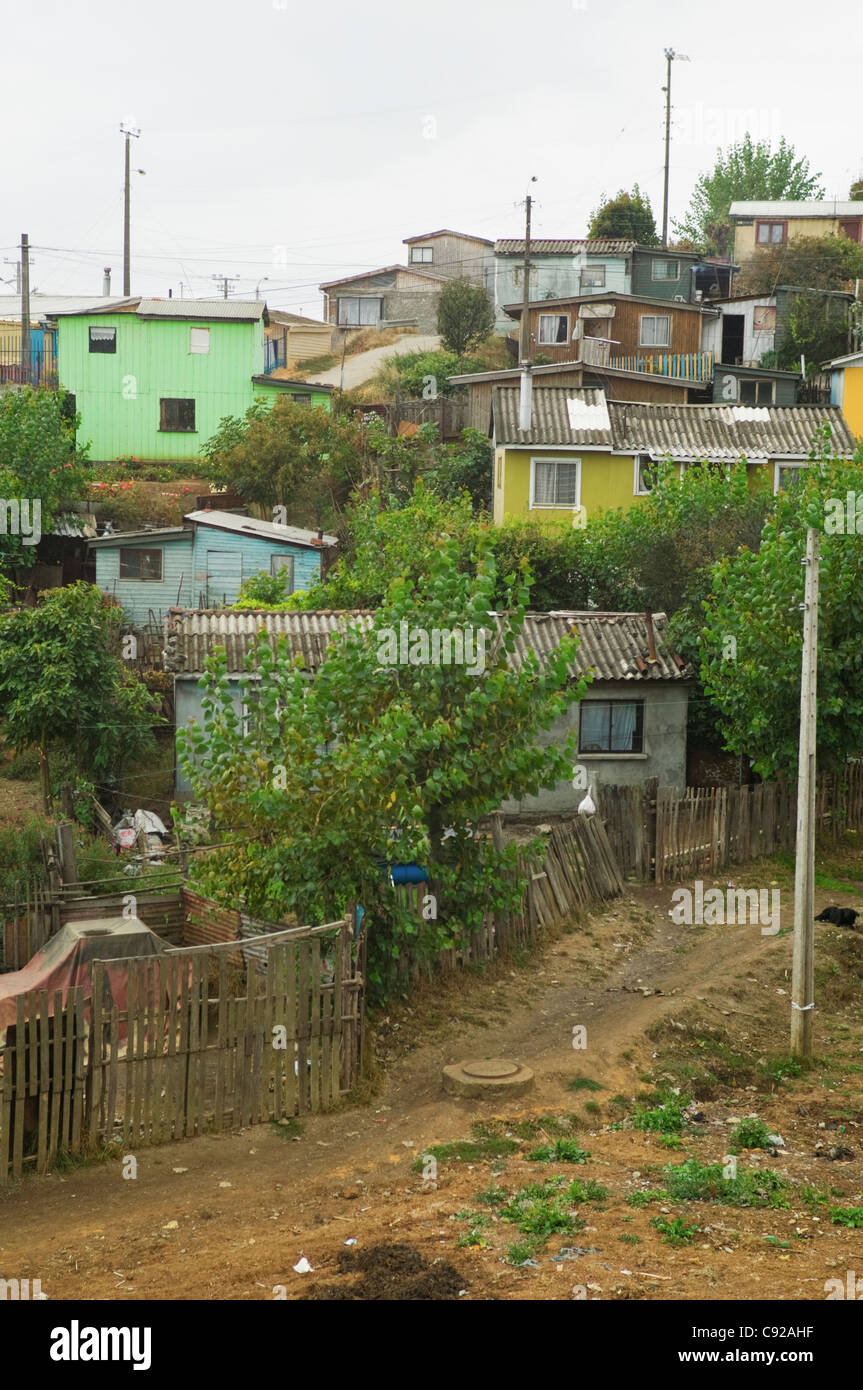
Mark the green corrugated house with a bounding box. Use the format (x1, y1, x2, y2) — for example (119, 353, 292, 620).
(54, 298, 332, 463)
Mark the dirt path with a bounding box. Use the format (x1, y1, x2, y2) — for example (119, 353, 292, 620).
(1, 872, 861, 1301)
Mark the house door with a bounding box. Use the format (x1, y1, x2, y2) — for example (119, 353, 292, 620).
(205, 551, 242, 607)
(721, 314, 745, 365)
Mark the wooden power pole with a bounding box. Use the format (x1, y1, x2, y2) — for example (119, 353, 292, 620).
(519, 193, 533, 364)
(790, 527, 820, 1058)
(20, 232, 31, 386)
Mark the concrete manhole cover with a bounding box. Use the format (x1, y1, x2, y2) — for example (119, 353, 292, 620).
(442, 1057, 534, 1099)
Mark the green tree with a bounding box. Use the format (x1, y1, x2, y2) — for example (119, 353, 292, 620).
(178, 540, 585, 995)
(431, 429, 494, 513)
(202, 397, 363, 529)
(0, 387, 89, 578)
(588, 185, 659, 245)
(436, 277, 495, 357)
(700, 443, 863, 779)
(0, 583, 161, 808)
(675, 135, 825, 255)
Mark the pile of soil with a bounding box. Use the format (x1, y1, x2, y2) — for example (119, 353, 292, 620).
(305, 1243, 466, 1301)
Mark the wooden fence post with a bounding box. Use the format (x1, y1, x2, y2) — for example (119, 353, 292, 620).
(644, 778, 658, 882)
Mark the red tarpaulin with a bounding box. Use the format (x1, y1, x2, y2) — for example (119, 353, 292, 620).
(0, 917, 172, 1045)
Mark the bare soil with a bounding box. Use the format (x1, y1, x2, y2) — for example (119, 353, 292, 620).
(1, 851, 862, 1302)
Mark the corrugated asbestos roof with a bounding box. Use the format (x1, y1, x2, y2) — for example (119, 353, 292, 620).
(164, 607, 691, 681)
(135, 298, 266, 321)
(492, 387, 856, 458)
(184, 510, 337, 548)
(493, 387, 614, 446)
(494, 239, 637, 256)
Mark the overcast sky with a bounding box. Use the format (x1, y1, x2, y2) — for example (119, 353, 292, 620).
(3, 0, 861, 318)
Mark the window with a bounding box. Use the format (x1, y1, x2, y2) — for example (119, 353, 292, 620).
(336, 296, 382, 327)
(581, 264, 606, 288)
(119, 547, 163, 581)
(538, 313, 569, 345)
(651, 259, 680, 281)
(756, 220, 786, 245)
(531, 457, 580, 508)
(739, 379, 774, 406)
(774, 462, 806, 494)
(289, 393, 312, 406)
(410, 246, 434, 263)
(89, 326, 116, 353)
(270, 554, 295, 590)
(634, 455, 655, 495)
(189, 327, 210, 354)
(579, 700, 644, 754)
(159, 398, 196, 432)
(753, 305, 776, 333)
(640, 314, 671, 347)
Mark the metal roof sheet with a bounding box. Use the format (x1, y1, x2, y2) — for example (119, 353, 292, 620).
(164, 607, 690, 681)
(0, 295, 136, 320)
(494, 238, 637, 256)
(403, 229, 494, 246)
(184, 510, 337, 548)
(729, 200, 863, 218)
(493, 387, 614, 446)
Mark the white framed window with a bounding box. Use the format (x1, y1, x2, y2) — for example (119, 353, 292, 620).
(410, 246, 434, 263)
(581, 264, 606, 288)
(190, 327, 210, 354)
(538, 313, 569, 345)
(270, 553, 295, 590)
(633, 454, 655, 495)
(651, 259, 680, 281)
(530, 456, 581, 509)
(640, 314, 671, 347)
(774, 462, 806, 494)
(336, 296, 382, 327)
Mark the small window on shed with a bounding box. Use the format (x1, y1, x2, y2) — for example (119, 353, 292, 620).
(410, 246, 434, 263)
(270, 554, 295, 591)
(189, 327, 210, 354)
(89, 326, 116, 353)
(739, 379, 774, 406)
(119, 548, 163, 581)
(752, 305, 776, 333)
(289, 393, 312, 406)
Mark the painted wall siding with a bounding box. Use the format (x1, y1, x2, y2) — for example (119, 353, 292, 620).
(710, 370, 798, 406)
(495, 446, 773, 526)
(58, 314, 267, 462)
(733, 216, 840, 264)
(493, 255, 631, 330)
(175, 676, 246, 799)
(251, 380, 332, 409)
(190, 527, 323, 607)
(630, 251, 698, 301)
(832, 365, 863, 438)
(94, 535, 195, 628)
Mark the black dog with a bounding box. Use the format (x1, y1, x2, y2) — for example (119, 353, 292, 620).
(815, 905, 860, 929)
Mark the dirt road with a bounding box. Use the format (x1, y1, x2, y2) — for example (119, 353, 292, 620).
(1, 865, 862, 1301)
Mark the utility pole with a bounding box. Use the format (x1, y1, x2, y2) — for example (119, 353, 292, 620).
(519, 180, 537, 363)
(212, 274, 239, 299)
(661, 48, 690, 248)
(790, 527, 820, 1059)
(120, 121, 141, 296)
(20, 233, 32, 386)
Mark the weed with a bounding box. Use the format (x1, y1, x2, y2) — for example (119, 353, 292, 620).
(626, 1190, 664, 1208)
(272, 1117, 304, 1140)
(651, 1216, 700, 1246)
(633, 1092, 690, 1134)
(661, 1158, 789, 1209)
(528, 1139, 590, 1165)
(564, 1178, 608, 1203)
(829, 1206, 863, 1228)
(500, 1178, 586, 1242)
(729, 1117, 774, 1152)
(474, 1185, 507, 1207)
(568, 1075, 604, 1093)
(619, 1233, 641, 1245)
(410, 1137, 518, 1172)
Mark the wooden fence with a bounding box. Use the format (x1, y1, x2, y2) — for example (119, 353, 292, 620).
(0, 910, 365, 1183)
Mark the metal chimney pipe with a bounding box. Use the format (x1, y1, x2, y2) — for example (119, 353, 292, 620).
(518, 366, 533, 433)
(103, 267, 112, 296)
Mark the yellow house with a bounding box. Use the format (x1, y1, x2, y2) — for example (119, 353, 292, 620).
(492, 385, 856, 526)
(729, 200, 863, 264)
(828, 350, 863, 440)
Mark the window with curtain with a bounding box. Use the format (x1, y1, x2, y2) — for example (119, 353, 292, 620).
(538, 314, 569, 344)
(579, 700, 644, 753)
(640, 315, 671, 347)
(531, 458, 580, 508)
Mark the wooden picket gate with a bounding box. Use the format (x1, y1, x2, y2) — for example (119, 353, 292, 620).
(0, 913, 364, 1183)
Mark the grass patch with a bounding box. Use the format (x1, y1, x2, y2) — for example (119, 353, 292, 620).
(632, 1092, 690, 1134)
(500, 1179, 587, 1243)
(829, 1206, 863, 1228)
(567, 1075, 604, 1093)
(661, 1158, 789, 1209)
(619, 1232, 641, 1245)
(272, 1117, 304, 1139)
(411, 1137, 518, 1172)
(528, 1139, 590, 1165)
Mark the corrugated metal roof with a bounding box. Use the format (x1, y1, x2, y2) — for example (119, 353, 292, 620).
(729, 200, 863, 218)
(267, 310, 331, 327)
(185, 510, 338, 548)
(494, 239, 637, 256)
(0, 295, 135, 320)
(403, 229, 494, 246)
(493, 387, 857, 458)
(164, 607, 690, 681)
(135, 298, 266, 321)
(493, 387, 614, 446)
(319, 264, 447, 290)
(607, 400, 857, 461)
